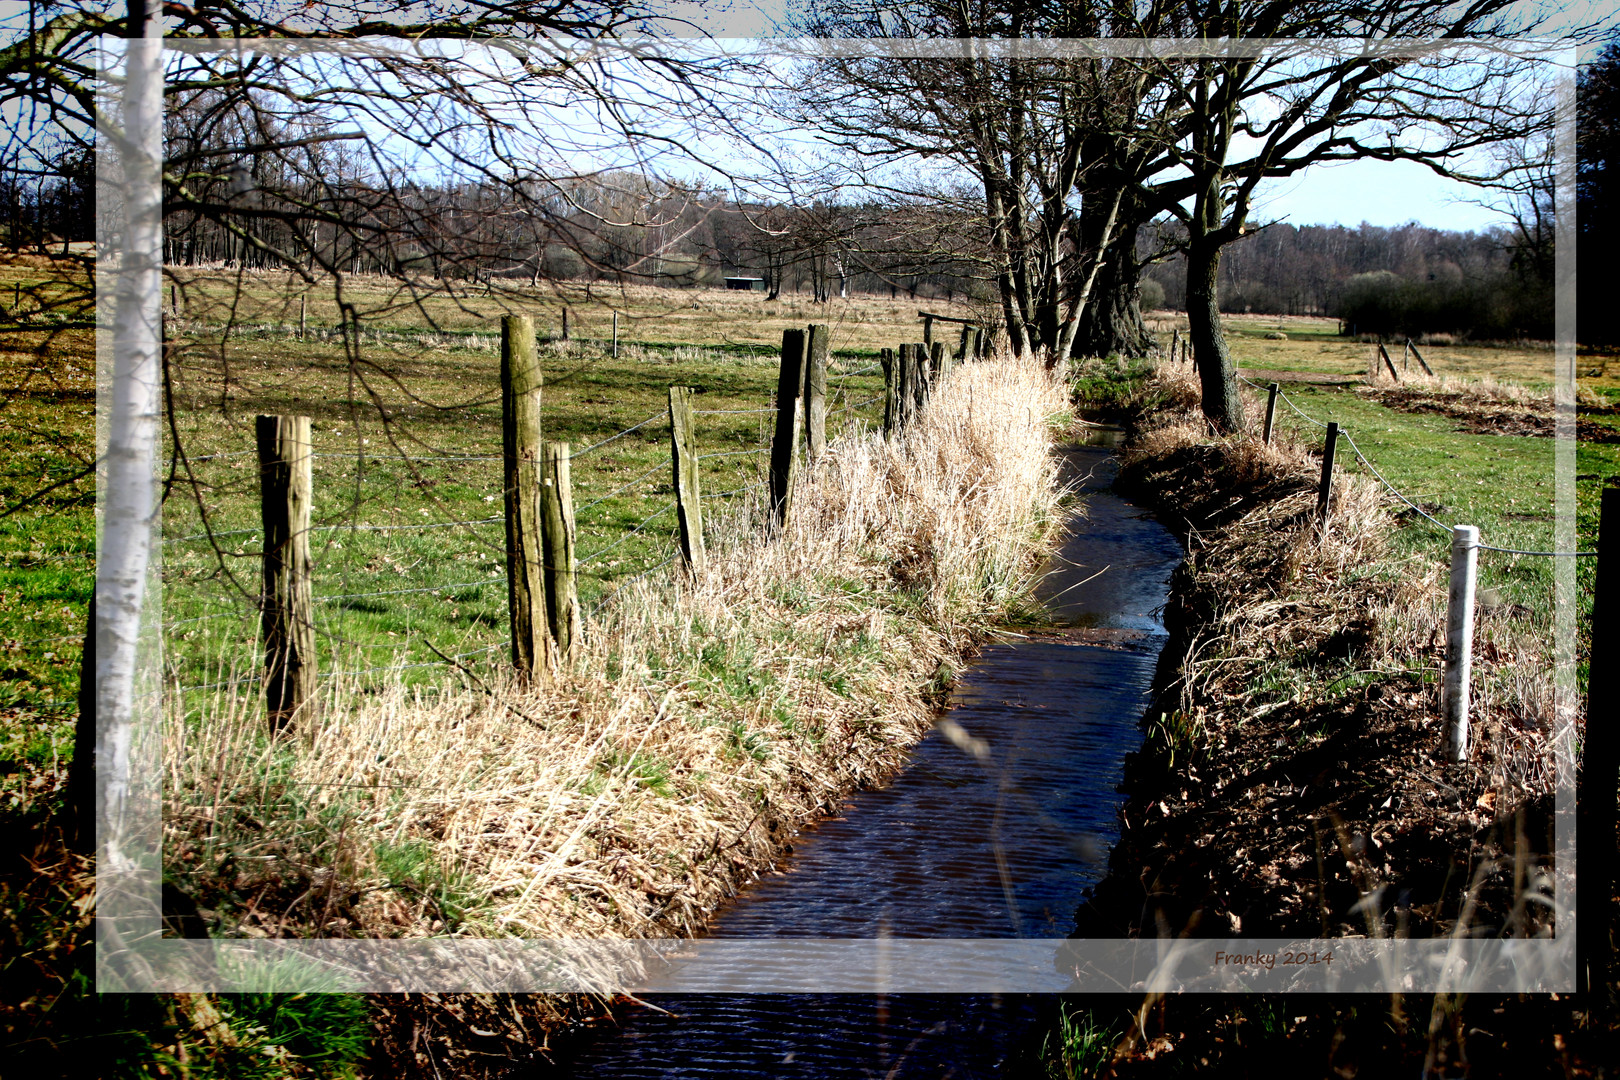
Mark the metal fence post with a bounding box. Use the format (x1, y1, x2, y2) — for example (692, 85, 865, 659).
(1443, 524, 1480, 764)
(1315, 422, 1339, 529)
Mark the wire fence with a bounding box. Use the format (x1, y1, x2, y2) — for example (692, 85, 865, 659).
(1238, 374, 1596, 559)
(163, 375, 866, 694)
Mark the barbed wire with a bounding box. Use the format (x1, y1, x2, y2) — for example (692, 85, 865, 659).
(575, 409, 670, 458)
(702, 480, 768, 500)
(695, 405, 776, 416)
(586, 551, 681, 619)
(697, 447, 768, 461)
(578, 502, 678, 567)
(317, 578, 498, 602)
(573, 461, 667, 519)
(1244, 376, 1596, 559)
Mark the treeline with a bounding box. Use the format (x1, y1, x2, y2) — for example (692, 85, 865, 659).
(1143, 220, 1552, 340)
(0, 149, 93, 251)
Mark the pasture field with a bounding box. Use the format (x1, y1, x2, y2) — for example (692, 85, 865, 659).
(162, 274, 982, 700)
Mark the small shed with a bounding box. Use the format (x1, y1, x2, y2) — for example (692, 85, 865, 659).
(725, 276, 766, 292)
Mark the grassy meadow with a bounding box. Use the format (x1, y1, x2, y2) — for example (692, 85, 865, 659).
(162, 274, 981, 701)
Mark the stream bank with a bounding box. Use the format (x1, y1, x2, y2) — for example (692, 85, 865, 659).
(536, 440, 1184, 1075)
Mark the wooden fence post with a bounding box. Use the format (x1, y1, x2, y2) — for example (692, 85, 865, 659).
(256, 414, 316, 729)
(895, 343, 914, 429)
(1263, 382, 1279, 446)
(1408, 338, 1434, 376)
(562, 307, 570, 342)
(1442, 524, 1480, 763)
(1316, 422, 1339, 528)
(965, 326, 982, 361)
(881, 348, 899, 439)
(298, 294, 306, 341)
(669, 386, 706, 572)
(612, 310, 619, 358)
(1581, 487, 1618, 991)
(1378, 341, 1401, 381)
(922, 313, 934, 348)
(541, 442, 580, 662)
(1170, 327, 1180, 362)
(770, 329, 807, 529)
(911, 342, 931, 416)
(936, 339, 955, 381)
(501, 314, 551, 680)
(804, 324, 828, 463)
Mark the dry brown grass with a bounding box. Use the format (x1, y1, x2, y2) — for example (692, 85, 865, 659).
(164, 354, 1070, 942)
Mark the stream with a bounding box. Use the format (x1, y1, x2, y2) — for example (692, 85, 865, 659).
(538, 441, 1185, 1077)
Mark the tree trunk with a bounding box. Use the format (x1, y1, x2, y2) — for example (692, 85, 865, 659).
(1187, 236, 1245, 432)
(1076, 224, 1151, 358)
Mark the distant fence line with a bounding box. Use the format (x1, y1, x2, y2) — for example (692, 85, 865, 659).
(173, 317, 981, 728)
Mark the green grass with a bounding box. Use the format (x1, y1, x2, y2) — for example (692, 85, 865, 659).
(1258, 382, 1590, 652)
(162, 274, 911, 706)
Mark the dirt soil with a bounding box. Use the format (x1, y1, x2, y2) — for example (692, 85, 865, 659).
(1068, 437, 1556, 944)
(1362, 385, 1620, 442)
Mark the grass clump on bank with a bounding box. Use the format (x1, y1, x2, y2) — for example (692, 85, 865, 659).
(1073, 361, 1562, 943)
(165, 354, 1070, 949)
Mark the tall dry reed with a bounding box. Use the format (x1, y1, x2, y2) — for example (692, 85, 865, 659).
(164, 354, 1072, 941)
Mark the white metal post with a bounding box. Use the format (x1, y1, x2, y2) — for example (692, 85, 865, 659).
(1443, 524, 1480, 763)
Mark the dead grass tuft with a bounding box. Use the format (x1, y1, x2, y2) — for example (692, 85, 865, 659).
(164, 355, 1071, 945)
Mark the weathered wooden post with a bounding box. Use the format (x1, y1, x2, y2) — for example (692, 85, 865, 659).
(804, 323, 829, 463)
(1263, 382, 1280, 446)
(1408, 338, 1434, 376)
(1581, 488, 1618, 992)
(1170, 327, 1180, 363)
(668, 386, 706, 572)
(769, 329, 807, 529)
(501, 314, 551, 680)
(256, 414, 316, 729)
(562, 307, 570, 342)
(935, 339, 954, 382)
(911, 342, 930, 415)
(895, 344, 914, 429)
(881, 348, 899, 439)
(298, 294, 306, 341)
(612, 310, 619, 358)
(540, 442, 580, 662)
(1442, 524, 1479, 764)
(922, 313, 934, 348)
(1378, 341, 1401, 381)
(1315, 422, 1339, 529)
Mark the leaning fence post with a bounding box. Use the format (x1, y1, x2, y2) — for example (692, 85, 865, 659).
(1581, 488, 1618, 991)
(256, 414, 316, 729)
(1379, 341, 1401, 382)
(669, 386, 706, 572)
(1442, 524, 1480, 764)
(881, 348, 899, 438)
(1262, 383, 1280, 446)
(540, 442, 580, 662)
(804, 324, 828, 463)
(1315, 421, 1339, 528)
(501, 314, 551, 681)
(769, 329, 807, 529)
(1408, 338, 1434, 376)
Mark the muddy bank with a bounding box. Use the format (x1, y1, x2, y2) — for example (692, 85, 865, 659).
(1068, 421, 1555, 944)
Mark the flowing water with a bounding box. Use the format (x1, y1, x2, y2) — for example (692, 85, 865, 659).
(538, 441, 1184, 1077)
